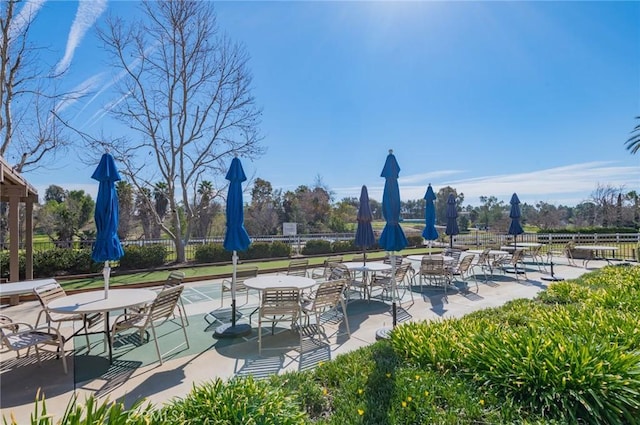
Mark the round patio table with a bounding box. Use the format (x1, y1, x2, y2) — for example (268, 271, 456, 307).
(47, 288, 157, 363)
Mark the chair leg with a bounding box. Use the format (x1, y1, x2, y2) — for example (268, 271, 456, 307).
(151, 324, 162, 365)
(258, 317, 262, 354)
(179, 299, 189, 326)
(340, 299, 351, 337)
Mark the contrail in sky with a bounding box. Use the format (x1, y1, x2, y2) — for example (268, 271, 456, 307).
(7, 0, 46, 42)
(54, 0, 107, 76)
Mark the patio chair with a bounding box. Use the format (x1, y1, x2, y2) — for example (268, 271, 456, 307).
(0, 316, 68, 374)
(493, 249, 527, 280)
(523, 245, 545, 271)
(258, 287, 302, 354)
(326, 262, 363, 300)
(470, 248, 493, 282)
(33, 281, 101, 351)
(370, 262, 414, 305)
(164, 271, 189, 325)
(286, 258, 309, 277)
(220, 265, 260, 307)
(443, 248, 463, 266)
(111, 285, 189, 365)
(417, 257, 450, 298)
(448, 254, 477, 291)
(311, 255, 344, 281)
(302, 278, 350, 341)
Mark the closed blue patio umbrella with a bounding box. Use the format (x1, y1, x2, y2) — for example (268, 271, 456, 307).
(91, 153, 125, 299)
(445, 193, 459, 248)
(355, 185, 376, 265)
(508, 193, 525, 274)
(216, 156, 252, 338)
(378, 150, 408, 329)
(422, 184, 439, 254)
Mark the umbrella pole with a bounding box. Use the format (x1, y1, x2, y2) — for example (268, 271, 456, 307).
(231, 251, 237, 326)
(363, 248, 366, 265)
(391, 253, 397, 327)
(103, 261, 110, 299)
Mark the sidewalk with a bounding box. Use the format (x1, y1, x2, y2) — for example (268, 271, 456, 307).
(0, 257, 610, 423)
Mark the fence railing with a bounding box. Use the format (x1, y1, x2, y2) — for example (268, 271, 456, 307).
(7, 232, 640, 262)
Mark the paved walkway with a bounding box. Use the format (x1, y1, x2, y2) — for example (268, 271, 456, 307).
(0, 257, 615, 422)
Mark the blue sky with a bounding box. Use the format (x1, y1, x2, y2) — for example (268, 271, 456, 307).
(18, 0, 640, 207)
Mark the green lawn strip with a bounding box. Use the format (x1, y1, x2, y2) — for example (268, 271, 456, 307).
(59, 247, 440, 291)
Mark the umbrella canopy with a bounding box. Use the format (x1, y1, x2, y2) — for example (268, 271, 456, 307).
(378, 150, 407, 328)
(445, 193, 459, 248)
(223, 157, 251, 253)
(217, 156, 252, 337)
(91, 153, 124, 299)
(379, 151, 408, 252)
(508, 193, 524, 237)
(355, 185, 376, 263)
(422, 184, 439, 243)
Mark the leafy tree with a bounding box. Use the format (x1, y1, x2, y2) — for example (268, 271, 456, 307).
(435, 186, 464, 226)
(246, 178, 280, 235)
(94, 0, 263, 261)
(37, 188, 94, 245)
(330, 199, 358, 232)
(477, 196, 504, 230)
(45, 185, 66, 203)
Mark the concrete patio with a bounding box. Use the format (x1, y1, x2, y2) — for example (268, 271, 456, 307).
(0, 257, 617, 423)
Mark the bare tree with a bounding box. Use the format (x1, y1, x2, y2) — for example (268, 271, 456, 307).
(0, 0, 74, 172)
(95, 1, 263, 262)
(590, 184, 621, 227)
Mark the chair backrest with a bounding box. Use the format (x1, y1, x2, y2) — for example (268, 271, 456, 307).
(511, 249, 525, 265)
(164, 271, 185, 288)
(146, 285, 184, 324)
(260, 287, 301, 316)
(311, 279, 348, 310)
(393, 262, 412, 283)
(287, 259, 309, 277)
(33, 282, 66, 308)
(327, 262, 352, 281)
(456, 255, 474, 273)
(383, 255, 403, 267)
(476, 249, 491, 265)
(420, 257, 445, 275)
(234, 265, 260, 282)
(444, 249, 462, 264)
(351, 254, 365, 263)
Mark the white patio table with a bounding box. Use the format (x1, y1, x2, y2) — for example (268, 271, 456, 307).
(342, 261, 392, 300)
(47, 288, 157, 363)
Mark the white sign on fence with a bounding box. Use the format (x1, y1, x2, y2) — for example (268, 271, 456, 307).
(283, 222, 297, 236)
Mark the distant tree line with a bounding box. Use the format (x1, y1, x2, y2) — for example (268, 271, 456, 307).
(18, 181, 638, 248)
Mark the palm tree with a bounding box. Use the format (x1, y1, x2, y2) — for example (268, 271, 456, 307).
(626, 116, 640, 154)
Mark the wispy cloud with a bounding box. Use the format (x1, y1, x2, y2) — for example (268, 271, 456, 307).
(333, 162, 640, 206)
(54, 0, 107, 75)
(54, 73, 106, 115)
(7, 0, 46, 42)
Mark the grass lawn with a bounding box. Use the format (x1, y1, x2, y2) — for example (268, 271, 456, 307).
(60, 246, 442, 291)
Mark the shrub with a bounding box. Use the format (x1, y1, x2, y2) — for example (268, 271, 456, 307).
(0, 251, 25, 280)
(243, 242, 271, 260)
(193, 243, 228, 263)
(407, 235, 424, 247)
(270, 241, 291, 258)
(302, 239, 332, 255)
(119, 244, 167, 270)
(162, 376, 307, 424)
(331, 240, 357, 253)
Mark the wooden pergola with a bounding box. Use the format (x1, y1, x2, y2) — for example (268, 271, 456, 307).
(0, 156, 37, 283)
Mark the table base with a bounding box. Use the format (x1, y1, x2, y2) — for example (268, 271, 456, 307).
(375, 326, 393, 340)
(214, 323, 252, 338)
